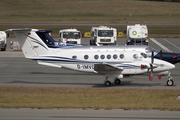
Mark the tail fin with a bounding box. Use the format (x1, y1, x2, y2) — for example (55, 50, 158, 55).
(7, 29, 50, 58)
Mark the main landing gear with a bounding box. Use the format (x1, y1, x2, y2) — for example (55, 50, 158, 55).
(166, 72, 174, 86)
(104, 77, 121, 87)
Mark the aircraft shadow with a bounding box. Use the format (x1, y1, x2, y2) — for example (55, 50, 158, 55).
(92, 81, 162, 88)
(7, 80, 163, 88)
(30, 72, 97, 76)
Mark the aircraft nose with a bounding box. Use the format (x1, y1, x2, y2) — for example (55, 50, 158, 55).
(167, 62, 175, 70)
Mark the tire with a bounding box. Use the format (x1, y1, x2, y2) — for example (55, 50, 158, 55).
(145, 42, 148, 45)
(105, 81, 111, 87)
(1, 47, 6, 51)
(90, 40, 95, 45)
(92, 40, 96, 45)
(114, 78, 121, 85)
(90, 40, 92, 45)
(167, 79, 174, 86)
(1, 45, 6, 51)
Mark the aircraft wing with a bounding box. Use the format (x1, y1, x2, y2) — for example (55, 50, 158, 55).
(94, 64, 123, 72)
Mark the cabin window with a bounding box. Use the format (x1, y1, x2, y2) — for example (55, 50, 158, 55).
(119, 54, 124, 59)
(84, 55, 89, 60)
(101, 55, 105, 59)
(94, 55, 99, 60)
(133, 54, 139, 59)
(113, 54, 117, 59)
(72, 55, 77, 59)
(107, 54, 111, 59)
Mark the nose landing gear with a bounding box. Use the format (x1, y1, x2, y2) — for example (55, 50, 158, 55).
(166, 72, 174, 86)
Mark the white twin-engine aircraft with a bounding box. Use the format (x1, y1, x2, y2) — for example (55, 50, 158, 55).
(8, 29, 175, 87)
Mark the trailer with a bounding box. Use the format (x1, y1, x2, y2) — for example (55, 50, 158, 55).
(126, 24, 148, 45)
(0, 31, 7, 51)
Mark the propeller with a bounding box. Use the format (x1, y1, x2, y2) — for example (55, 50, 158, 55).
(151, 51, 154, 63)
(141, 51, 159, 81)
(149, 51, 154, 81)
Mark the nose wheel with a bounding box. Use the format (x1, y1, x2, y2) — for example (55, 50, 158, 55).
(167, 79, 174, 86)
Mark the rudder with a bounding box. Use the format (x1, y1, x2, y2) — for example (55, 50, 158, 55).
(8, 29, 50, 58)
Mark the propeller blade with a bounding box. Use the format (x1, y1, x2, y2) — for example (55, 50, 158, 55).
(148, 63, 154, 81)
(160, 50, 162, 60)
(151, 51, 154, 64)
(151, 66, 153, 73)
(149, 76, 153, 81)
(149, 71, 153, 81)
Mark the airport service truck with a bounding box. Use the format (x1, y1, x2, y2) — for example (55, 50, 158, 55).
(59, 28, 81, 44)
(90, 26, 117, 45)
(126, 24, 148, 45)
(0, 31, 7, 51)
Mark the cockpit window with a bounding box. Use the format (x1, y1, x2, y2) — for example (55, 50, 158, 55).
(141, 53, 147, 58)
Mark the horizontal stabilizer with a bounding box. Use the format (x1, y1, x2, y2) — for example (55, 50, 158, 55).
(37, 61, 62, 68)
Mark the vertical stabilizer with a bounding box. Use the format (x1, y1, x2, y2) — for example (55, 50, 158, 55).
(7, 29, 50, 58)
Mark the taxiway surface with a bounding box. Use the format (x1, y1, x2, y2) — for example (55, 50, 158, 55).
(0, 108, 180, 120)
(0, 37, 180, 89)
(1, 37, 180, 120)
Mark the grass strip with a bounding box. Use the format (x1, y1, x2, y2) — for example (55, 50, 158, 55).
(0, 86, 180, 110)
(1, 0, 180, 23)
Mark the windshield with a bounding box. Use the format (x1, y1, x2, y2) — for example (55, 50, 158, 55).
(63, 32, 80, 39)
(98, 30, 113, 37)
(145, 46, 158, 53)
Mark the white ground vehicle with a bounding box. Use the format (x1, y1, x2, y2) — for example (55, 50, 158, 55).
(0, 31, 7, 51)
(59, 29, 81, 44)
(126, 24, 148, 45)
(90, 26, 117, 45)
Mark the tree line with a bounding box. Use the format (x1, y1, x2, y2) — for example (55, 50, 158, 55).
(141, 0, 180, 2)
